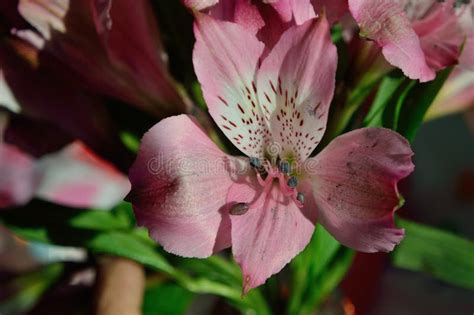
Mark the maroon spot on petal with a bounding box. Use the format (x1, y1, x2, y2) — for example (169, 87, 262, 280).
(218, 96, 229, 106)
(237, 104, 245, 114)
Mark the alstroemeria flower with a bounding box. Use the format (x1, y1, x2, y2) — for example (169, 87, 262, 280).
(11, 0, 188, 117)
(128, 15, 414, 292)
(0, 112, 130, 210)
(348, 0, 471, 82)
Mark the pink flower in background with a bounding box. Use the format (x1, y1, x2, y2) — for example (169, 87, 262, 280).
(0, 113, 130, 210)
(13, 0, 188, 117)
(128, 14, 414, 292)
(348, 0, 469, 82)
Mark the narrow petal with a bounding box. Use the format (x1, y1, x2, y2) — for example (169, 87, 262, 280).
(183, 0, 219, 11)
(0, 144, 39, 208)
(311, 0, 349, 24)
(193, 14, 270, 157)
(426, 68, 474, 120)
(228, 178, 316, 293)
(307, 128, 414, 252)
(264, 0, 316, 25)
(207, 0, 265, 35)
(128, 115, 247, 258)
(35, 141, 130, 210)
(348, 0, 435, 82)
(257, 16, 337, 161)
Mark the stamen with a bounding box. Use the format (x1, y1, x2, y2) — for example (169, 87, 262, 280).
(249, 157, 268, 180)
(296, 192, 305, 204)
(229, 202, 250, 215)
(287, 176, 298, 188)
(279, 161, 291, 174)
(249, 157, 261, 169)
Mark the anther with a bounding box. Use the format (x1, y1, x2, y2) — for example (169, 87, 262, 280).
(287, 176, 298, 188)
(229, 202, 249, 216)
(249, 157, 261, 169)
(249, 157, 268, 180)
(296, 192, 305, 204)
(279, 161, 291, 174)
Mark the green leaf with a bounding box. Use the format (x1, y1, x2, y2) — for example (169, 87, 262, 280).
(364, 68, 452, 142)
(364, 71, 406, 127)
(299, 248, 354, 315)
(0, 264, 63, 314)
(393, 219, 474, 290)
(287, 225, 347, 314)
(69, 210, 130, 231)
(395, 67, 452, 141)
(88, 231, 175, 275)
(142, 283, 194, 315)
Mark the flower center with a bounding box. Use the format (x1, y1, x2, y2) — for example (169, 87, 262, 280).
(249, 157, 304, 208)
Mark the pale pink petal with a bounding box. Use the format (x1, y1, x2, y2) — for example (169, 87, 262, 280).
(193, 14, 270, 158)
(0, 144, 39, 208)
(35, 141, 130, 210)
(348, 0, 435, 82)
(128, 115, 248, 258)
(311, 0, 349, 24)
(426, 68, 474, 120)
(459, 38, 474, 71)
(257, 16, 337, 161)
(307, 128, 414, 252)
(228, 178, 316, 293)
(183, 0, 219, 11)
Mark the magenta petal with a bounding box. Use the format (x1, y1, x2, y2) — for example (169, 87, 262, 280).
(228, 178, 316, 293)
(0, 143, 39, 208)
(17, 0, 187, 116)
(35, 142, 130, 210)
(308, 128, 414, 252)
(311, 0, 349, 24)
(348, 0, 435, 82)
(265, 0, 316, 25)
(128, 115, 247, 258)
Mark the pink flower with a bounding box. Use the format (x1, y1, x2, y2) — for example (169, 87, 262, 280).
(13, 0, 188, 117)
(128, 14, 414, 292)
(348, 0, 468, 81)
(0, 112, 130, 210)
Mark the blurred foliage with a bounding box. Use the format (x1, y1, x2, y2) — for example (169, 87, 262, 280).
(392, 219, 474, 290)
(0, 264, 63, 315)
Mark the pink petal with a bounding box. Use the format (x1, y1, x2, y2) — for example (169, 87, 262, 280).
(426, 68, 474, 120)
(311, 0, 348, 24)
(193, 14, 270, 158)
(35, 141, 130, 210)
(257, 16, 337, 161)
(348, 0, 435, 82)
(17, 0, 187, 116)
(0, 143, 39, 208)
(208, 0, 265, 35)
(183, 0, 219, 11)
(0, 39, 128, 169)
(128, 115, 247, 258)
(228, 178, 316, 293)
(412, 3, 463, 71)
(264, 0, 316, 25)
(307, 128, 414, 252)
